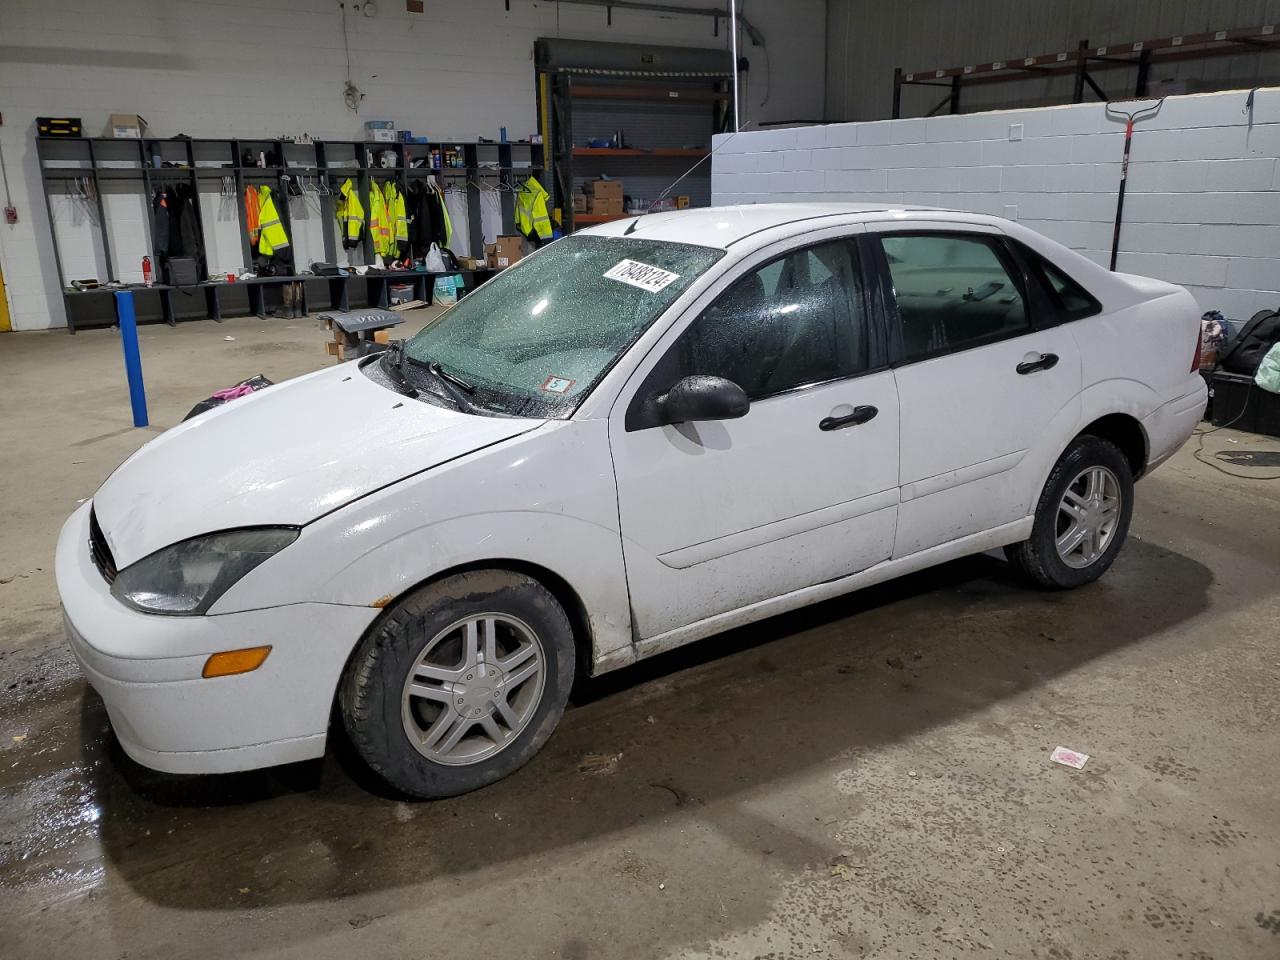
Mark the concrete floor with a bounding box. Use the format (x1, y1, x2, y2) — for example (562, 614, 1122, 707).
(1, 317, 1279, 959)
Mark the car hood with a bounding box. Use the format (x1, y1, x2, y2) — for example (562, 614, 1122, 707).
(93, 362, 545, 567)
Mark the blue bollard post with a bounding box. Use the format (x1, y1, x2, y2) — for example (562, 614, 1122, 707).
(113, 291, 149, 428)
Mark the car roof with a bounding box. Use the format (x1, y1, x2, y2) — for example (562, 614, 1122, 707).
(580, 202, 947, 249)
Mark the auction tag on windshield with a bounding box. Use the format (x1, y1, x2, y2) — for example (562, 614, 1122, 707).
(603, 259, 680, 293)
(540, 375, 576, 394)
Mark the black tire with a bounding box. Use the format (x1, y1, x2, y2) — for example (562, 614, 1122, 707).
(1005, 435, 1135, 589)
(340, 570, 575, 798)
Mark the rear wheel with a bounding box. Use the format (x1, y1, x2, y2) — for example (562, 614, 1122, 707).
(340, 570, 575, 798)
(1005, 435, 1134, 589)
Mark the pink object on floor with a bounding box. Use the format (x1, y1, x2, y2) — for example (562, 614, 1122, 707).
(1050, 746, 1089, 769)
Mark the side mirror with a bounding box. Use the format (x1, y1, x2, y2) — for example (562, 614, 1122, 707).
(655, 375, 749, 426)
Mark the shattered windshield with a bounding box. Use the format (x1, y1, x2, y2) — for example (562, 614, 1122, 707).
(403, 234, 723, 417)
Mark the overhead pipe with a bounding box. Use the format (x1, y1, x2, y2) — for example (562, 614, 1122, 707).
(532, 0, 765, 46)
(729, 0, 739, 130)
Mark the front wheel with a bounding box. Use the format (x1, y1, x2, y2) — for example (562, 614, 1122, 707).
(1005, 435, 1134, 589)
(339, 570, 576, 798)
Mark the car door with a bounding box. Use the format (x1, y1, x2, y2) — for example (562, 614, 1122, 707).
(870, 223, 1082, 557)
(609, 231, 900, 642)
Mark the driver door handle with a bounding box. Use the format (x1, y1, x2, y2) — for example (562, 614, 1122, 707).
(1016, 352, 1059, 375)
(820, 405, 878, 431)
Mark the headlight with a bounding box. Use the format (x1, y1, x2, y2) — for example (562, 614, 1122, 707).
(111, 527, 299, 615)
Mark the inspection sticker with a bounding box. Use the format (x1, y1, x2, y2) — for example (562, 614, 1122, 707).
(540, 375, 576, 394)
(604, 259, 680, 293)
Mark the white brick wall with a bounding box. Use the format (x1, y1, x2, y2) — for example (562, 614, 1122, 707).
(0, 0, 825, 330)
(713, 88, 1280, 323)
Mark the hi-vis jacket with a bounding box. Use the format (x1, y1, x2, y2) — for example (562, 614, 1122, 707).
(368, 183, 391, 259)
(384, 181, 408, 256)
(335, 179, 365, 249)
(515, 176, 553, 240)
(257, 186, 290, 256)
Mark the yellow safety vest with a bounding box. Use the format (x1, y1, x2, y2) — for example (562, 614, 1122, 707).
(257, 186, 290, 256)
(336, 179, 365, 246)
(515, 177, 553, 240)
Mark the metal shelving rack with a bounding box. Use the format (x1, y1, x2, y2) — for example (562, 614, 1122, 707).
(534, 38, 733, 232)
(36, 135, 544, 332)
(892, 23, 1280, 118)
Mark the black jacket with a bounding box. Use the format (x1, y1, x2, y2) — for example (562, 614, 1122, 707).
(407, 182, 448, 252)
(152, 183, 204, 273)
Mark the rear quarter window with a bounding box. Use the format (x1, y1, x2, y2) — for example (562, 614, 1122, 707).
(1014, 242, 1102, 323)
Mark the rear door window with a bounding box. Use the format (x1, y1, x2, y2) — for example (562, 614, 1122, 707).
(880, 233, 1031, 363)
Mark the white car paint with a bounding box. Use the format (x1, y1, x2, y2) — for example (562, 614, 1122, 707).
(56, 203, 1206, 775)
(93, 363, 544, 568)
(608, 222, 901, 639)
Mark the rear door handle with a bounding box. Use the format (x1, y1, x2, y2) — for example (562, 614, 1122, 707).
(1016, 352, 1059, 375)
(820, 405, 878, 431)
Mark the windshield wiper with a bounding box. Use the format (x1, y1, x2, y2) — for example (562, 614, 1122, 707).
(405, 354, 476, 413)
(411, 356, 475, 394)
(379, 341, 420, 399)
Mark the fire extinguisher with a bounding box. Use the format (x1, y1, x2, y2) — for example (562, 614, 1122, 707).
(142, 255, 153, 287)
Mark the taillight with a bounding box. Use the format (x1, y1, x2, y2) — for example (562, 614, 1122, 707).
(1191, 328, 1203, 372)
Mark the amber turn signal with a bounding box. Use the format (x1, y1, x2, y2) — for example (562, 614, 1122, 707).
(202, 646, 272, 678)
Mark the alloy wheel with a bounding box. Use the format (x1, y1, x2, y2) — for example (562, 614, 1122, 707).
(1054, 465, 1122, 569)
(401, 613, 546, 766)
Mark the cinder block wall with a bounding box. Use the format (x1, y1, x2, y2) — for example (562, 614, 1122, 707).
(712, 89, 1280, 322)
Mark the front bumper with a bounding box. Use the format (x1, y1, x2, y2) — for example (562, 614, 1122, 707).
(56, 503, 378, 774)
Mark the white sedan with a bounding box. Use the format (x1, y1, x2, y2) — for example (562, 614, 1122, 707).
(56, 204, 1207, 797)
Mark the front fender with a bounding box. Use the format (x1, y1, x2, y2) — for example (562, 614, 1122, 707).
(317, 510, 632, 665)
(216, 421, 635, 668)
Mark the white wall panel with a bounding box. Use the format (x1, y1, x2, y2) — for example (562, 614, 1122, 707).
(713, 91, 1280, 321)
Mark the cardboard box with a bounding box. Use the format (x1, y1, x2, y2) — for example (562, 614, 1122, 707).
(486, 236, 524, 269)
(369, 128, 396, 142)
(108, 113, 146, 139)
(676, 195, 690, 209)
(588, 197, 624, 216)
(587, 178, 623, 200)
(573, 193, 588, 213)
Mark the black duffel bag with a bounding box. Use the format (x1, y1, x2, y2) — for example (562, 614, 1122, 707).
(1219, 308, 1280, 376)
